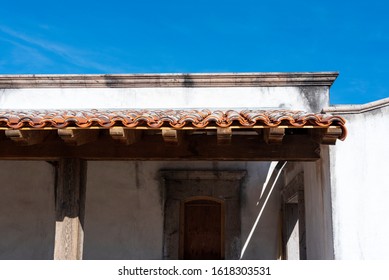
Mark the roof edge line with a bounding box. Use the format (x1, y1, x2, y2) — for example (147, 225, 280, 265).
(323, 97, 389, 114)
(0, 72, 339, 89)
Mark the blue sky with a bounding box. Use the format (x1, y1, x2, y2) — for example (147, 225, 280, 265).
(0, 0, 388, 104)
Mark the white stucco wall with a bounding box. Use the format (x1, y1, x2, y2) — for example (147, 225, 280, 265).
(329, 103, 389, 259)
(283, 151, 334, 260)
(302, 148, 334, 260)
(83, 160, 284, 260)
(0, 86, 328, 112)
(0, 161, 55, 259)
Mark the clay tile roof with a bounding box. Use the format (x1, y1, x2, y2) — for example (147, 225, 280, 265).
(0, 109, 347, 140)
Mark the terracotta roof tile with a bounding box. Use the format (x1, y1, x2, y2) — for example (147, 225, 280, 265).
(0, 109, 347, 140)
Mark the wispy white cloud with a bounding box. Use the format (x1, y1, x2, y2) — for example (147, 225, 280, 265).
(1, 37, 50, 59)
(0, 25, 126, 73)
(0, 36, 53, 72)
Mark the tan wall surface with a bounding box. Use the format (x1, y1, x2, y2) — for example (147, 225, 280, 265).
(0, 161, 55, 260)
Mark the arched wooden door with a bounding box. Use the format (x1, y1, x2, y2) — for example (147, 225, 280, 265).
(180, 197, 225, 260)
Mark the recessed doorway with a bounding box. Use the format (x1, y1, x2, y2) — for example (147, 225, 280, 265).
(180, 198, 225, 260)
(161, 170, 245, 260)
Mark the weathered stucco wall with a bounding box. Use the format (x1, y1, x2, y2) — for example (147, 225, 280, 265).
(0, 161, 55, 259)
(0, 86, 328, 112)
(327, 100, 389, 259)
(83, 161, 284, 260)
(83, 161, 164, 259)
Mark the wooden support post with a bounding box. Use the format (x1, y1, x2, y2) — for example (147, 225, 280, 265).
(5, 130, 49, 145)
(109, 127, 140, 145)
(54, 159, 86, 260)
(263, 128, 285, 144)
(58, 129, 98, 146)
(217, 127, 232, 145)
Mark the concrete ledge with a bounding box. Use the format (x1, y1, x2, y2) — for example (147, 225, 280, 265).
(323, 97, 389, 114)
(0, 72, 339, 88)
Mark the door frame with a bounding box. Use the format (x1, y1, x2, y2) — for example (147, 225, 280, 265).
(160, 170, 245, 260)
(179, 196, 225, 259)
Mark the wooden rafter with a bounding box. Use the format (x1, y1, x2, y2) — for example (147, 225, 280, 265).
(312, 127, 343, 145)
(217, 127, 232, 145)
(109, 127, 141, 145)
(263, 128, 285, 144)
(162, 129, 183, 145)
(321, 127, 343, 145)
(58, 129, 99, 146)
(5, 130, 49, 145)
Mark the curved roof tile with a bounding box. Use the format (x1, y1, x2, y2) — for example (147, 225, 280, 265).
(0, 109, 347, 140)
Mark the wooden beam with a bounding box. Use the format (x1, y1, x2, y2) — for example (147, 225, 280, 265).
(5, 130, 49, 145)
(162, 129, 183, 145)
(217, 127, 232, 145)
(58, 129, 98, 146)
(0, 134, 321, 161)
(109, 127, 140, 145)
(54, 159, 86, 260)
(263, 128, 285, 144)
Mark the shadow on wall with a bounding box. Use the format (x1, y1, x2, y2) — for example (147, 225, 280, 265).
(240, 161, 287, 260)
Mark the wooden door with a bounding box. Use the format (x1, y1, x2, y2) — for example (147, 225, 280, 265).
(181, 199, 224, 260)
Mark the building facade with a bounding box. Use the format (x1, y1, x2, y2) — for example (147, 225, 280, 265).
(0, 72, 387, 260)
